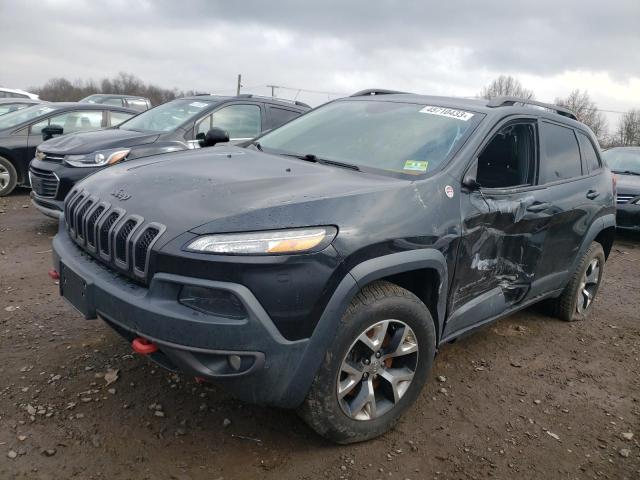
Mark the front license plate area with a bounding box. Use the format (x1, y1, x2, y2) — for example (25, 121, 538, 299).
(60, 263, 95, 318)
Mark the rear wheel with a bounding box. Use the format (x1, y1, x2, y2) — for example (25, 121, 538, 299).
(553, 242, 605, 321)
(0, 157, 18, 197)
(298, 281, 436, 444)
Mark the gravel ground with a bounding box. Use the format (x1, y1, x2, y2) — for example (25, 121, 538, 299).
(1, 188, 639, 480)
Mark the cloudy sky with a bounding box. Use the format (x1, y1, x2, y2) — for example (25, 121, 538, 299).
(1, 0, 639, 129)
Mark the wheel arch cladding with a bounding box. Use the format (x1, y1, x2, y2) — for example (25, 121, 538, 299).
(281, 248, 448, 408)
(593, 226, 615, 259)
(569, 214, 615, 277)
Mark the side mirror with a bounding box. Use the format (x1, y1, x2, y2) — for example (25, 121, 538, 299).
(200, 127, 229, 147)
(462, 176, 481, 191)
(42, 125, 64, 141)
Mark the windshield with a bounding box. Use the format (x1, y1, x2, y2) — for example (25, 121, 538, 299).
(0, 104, 57, 130)
(603, 148, 640, 175)
(118, 98, 215, 132)
(257, 100, 483, 176)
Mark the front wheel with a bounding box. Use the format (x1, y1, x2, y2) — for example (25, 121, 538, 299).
(553, 242, 605, 321)
(298, 281, 436, 444)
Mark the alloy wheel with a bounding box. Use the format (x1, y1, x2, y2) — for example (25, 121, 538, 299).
(0, 164, 10, 190)
(337, 319, 419, 421)
(576, 258, 601, 314)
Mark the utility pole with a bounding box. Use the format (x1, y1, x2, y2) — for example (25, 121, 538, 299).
(236, 74, 242, 96)
(266, 85, 278, 97)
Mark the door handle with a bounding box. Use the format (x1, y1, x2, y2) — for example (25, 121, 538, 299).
(526, 202, 551, 213)
(586, 190, 600, 200)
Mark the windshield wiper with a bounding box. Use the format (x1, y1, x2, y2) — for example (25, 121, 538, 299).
(612, 170, 640, 176)
(249, 140, 263, 151)
(282, 153, 360, 171)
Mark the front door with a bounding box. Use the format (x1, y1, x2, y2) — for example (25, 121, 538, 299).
(444, 119, 550, 338)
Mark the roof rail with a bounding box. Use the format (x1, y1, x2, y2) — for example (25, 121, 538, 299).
(237, 94, 310, 109)
(486, 96, 577, 120)
(350, 89, 409, 97)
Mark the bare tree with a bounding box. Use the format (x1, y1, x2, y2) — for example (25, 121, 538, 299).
(555, 90, 608, 142)
(30, 73, 186, 106)
(480, 75, 535, 100)
(616, 109, 640, 146)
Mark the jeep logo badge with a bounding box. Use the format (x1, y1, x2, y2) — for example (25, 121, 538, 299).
(111, 189, 131, 201)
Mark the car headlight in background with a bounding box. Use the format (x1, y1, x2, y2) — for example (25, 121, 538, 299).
(185, 227, 337, 255)
(65, 148, 130, 167)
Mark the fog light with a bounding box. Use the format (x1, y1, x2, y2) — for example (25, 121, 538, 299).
(178, 285, 247, 319)
(228, 355, 242, 371)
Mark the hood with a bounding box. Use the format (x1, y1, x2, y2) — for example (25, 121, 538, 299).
(73, 146, 407, 242)
(39, 128, 160, 155)
(615, 172, 640, 194)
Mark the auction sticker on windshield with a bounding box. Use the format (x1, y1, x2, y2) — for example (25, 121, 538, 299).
(419, 105, 474, 121)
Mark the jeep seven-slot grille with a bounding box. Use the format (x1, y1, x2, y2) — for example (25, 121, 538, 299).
(115, 219, 137, 263)
(134, 227, 160, 272)
(64, 190, 165, 283)
(86, 206, 105, 247)
(99, 212, 121, 255)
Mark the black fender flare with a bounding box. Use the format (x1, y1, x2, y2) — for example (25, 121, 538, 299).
(281, 248, 448, 408)
(568, 213, 616, 275)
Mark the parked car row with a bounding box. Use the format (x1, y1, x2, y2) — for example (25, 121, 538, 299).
(29, 94, 310, 216)
(46, 90, 618, 443)
(0, 102, 138, 196)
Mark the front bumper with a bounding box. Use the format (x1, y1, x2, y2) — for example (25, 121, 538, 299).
(31, 192, 63, 219)
(616, 203, 640, 230)
(52, 225, 311, 407)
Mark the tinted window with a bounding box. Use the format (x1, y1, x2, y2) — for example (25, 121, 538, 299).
(109, 111, 135, 126)
(577, 133, 601, 173)
(31, 110, 103, 135)
(539, 122, 581, 183)
(269, 107, 300, 129)
(477, 123, 536, 189)
(211, 104, 261, 139)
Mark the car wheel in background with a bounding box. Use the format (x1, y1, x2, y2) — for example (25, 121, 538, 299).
(0, 156, 18, 197)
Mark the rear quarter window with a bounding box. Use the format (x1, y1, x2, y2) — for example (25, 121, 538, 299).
(577, 132, 601, 173)
(268, 106, 301, 129)
(539, 122, 582, 183)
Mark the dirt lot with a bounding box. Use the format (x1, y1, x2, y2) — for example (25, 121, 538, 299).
(1, 188, 639, 480)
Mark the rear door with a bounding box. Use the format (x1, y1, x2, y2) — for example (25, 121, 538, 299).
(527, 121, 603, 295)
(445, 117, 551, 337)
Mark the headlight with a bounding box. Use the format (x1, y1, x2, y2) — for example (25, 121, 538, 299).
(65, 148, 130, 167)
(185, 227, 337, 255)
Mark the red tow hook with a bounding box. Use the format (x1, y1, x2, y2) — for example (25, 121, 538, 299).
(48, 269, 60, 280)
(132, 337, 158, 355)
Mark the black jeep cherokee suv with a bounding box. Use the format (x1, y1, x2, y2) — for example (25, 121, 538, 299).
(30, 94, 309, 218)
(50, 90, 615, 444)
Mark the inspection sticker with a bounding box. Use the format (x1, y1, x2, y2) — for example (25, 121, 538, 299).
(419, 105, 474, 121)
(189, 102, 209, 108)
(403, 160, 428, 172)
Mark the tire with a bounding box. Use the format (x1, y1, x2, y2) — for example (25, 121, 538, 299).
(0, 156, 18, 197)
(552, 242, 605, 322)
(298, 280, 436, 444)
